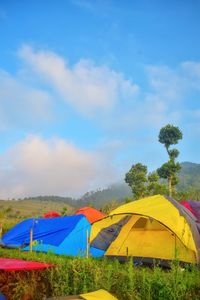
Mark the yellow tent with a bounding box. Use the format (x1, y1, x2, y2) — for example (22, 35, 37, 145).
(46, 290, 118, 300)
(90, 195, 200, 264)
(80, 289, 118, 300)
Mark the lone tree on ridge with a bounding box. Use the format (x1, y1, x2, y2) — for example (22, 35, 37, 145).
(157, 124, 183, 197)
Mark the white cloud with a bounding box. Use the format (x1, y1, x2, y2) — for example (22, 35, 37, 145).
(146, 65, 187, 100)
(19, 45, 139, 116)
(0, 70, 53, 130)
(181, 61, 200, 77)
(0, 136, 117, 199)
(146, 61, 200, 98)
(181, 61, 200, 90)
(139, 62, 200, 128)
(2, 45, 200, 134)
(102, 61, 200, 134)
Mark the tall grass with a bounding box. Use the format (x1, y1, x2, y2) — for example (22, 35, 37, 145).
(0, 248, 200, 300)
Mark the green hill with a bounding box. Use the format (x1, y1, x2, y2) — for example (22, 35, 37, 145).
(76, 183, 132, 209)
(177, 162, 200, 191)
(0, 198, 74, 220)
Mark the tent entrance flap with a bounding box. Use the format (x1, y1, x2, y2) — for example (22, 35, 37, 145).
(91, 215, 131, 251)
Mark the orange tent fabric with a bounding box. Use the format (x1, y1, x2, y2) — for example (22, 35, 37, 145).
(75, 207, 105, 223)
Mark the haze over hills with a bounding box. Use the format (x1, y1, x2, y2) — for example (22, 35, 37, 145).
(1, 162, 200, 216)
(75, 162, 200, 206)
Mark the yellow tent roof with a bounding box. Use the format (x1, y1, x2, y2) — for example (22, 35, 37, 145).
(80, 289, 118, 300)
(109, 194, 197, 253)
(90, 195, 200, 263)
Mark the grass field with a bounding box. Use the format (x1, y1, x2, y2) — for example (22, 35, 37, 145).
(0, 248, 200, 300)
(0, 199, 74, 219)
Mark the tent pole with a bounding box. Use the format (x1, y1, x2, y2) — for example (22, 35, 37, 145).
(86, 230, 89, 258)
(174, 234, 177, 260)
(30, 228, 33, 253)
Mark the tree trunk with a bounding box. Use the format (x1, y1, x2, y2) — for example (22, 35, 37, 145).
(168, 176, 172, 197)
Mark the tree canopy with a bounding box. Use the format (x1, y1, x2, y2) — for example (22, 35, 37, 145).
(158, 124, 182, 153)
(125, 163, 167, 200)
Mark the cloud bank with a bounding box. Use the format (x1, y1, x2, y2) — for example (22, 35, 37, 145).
(0, 136, 116, 199)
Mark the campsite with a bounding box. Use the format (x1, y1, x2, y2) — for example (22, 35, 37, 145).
(1, 1, 200, 299)
(1, 113, 200, 300)
(1, 194, 200, 300)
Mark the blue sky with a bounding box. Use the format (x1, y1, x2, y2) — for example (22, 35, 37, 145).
(0, 0, 200, 199)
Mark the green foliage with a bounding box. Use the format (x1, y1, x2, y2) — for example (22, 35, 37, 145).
(157, 162, 181, 179)
(124, 196, 134, 203)
(60, 206, 68, 216)
(158, 124, 182, 196)
(125, 163, 148, 199)
(158, 124, 183, 151)
(174, 189, 200, 202)
(147, 172, 168, 196)
(0, 206, 13, 219)
(101, 200, 119, 214)
(125, 164, 167, 199)
(0, 248, 200, 300)
(168, 149, 179, 160)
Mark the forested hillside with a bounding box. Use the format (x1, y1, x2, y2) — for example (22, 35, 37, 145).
(177, 162, 200, 191)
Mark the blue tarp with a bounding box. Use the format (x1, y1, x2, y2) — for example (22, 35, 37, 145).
(1, 215, 95, 256)
(0, 293, 7, 300)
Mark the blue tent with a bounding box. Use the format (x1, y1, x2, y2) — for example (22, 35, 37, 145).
(1, 215, 94, 256)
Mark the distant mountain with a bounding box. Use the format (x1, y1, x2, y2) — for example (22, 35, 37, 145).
(20, 183, 132, 209)
(13, 162, 200, 211)
(177, 162, 200, 191)
(23, 195, 76, 206)
(76, 183, 132, 209)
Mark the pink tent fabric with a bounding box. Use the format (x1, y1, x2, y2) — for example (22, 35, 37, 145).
(181, 200, 200, 221)
(0, 258, 54, 271)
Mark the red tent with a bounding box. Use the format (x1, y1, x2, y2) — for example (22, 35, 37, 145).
(0, 258, 54, 271)
(75, 207, 105, 223)
(43, 211, 61, 218)
(181, 201, 194, 215)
